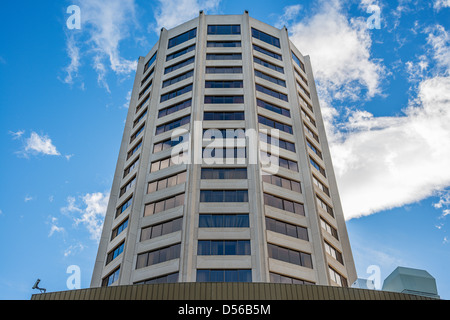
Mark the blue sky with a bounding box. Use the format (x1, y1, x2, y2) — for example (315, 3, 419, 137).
(0, 0, 449, 299)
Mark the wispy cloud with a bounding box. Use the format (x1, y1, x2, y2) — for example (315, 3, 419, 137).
(8, 130, 25, 140)
(281, 1, 450, 220)
(284, 0, 386, 103)
(21, 132, 61, 157)
(152, 0, 221, 33)
(434, 0, 450, 11)
(48, 217, 66, 237)
(62, 0, 138, 90)
(61, 192, 110, 242)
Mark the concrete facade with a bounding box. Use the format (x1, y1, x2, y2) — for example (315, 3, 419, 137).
(90, 12, 357, 289)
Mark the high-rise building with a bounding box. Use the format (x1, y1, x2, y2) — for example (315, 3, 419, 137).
(90, 12, 357, 289)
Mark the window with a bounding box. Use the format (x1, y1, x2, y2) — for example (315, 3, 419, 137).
(320, 218, 339, 240)
(207, 41, 241, 47)
(298, 81, 311, 99)
(201, 168, 247, 179)
(202, 147, 247, 160)
(158, 99, 192, 118)
(168, 28, 197, 49)
(256, 99, 290, 118)
(299, 94, 313, 113)
(197, 240, 250, 255)
(262, 174, 301, 193)
(292, 51, 306, 72)
(256, 84, 288, 102)
(140, 217, 183, 241)
(135, 272, 179, 285)
(267, 243, 312, 268)
(206, 53, 242, 60)
(203, 128, 246, 140)
(106, 241, 125, 265)
(133, 108, 148, 128)
(111, 218, 129, 241)
(251, 28, 281, 48)
(203, 111, 244, 121)
(269, 272, 314, 285)
(127, 139, 142, 160)
(304, 123, 319, 143)
(301, 108, 316, 127)
(143, 52, 157, 73)
(313, 175, 329, 196)
(204, 96, 244, 104)
(160, 84, 193, 102)
(207, 25, 241, 35)
(329, 266, 348, 287)
(144, 193, 185, 217)
(136, 243, 181, 269)
(258, 115, 292, 134)
(162, 70, 194, 88)
(254, 57, 284, 73)
(123, 156, 139, 178)
(206, 66, 242, 74)
(310, 157, 326, 177)
(116, 196, 133, 218)
(255, 70, 286, 87)
(324, 241, 344, 265)
(136, 95, 149, 114)
(166, 44, 195, 62)
(259, 132, 296, 153)
(197, 269, 251, 282)
(164, 57, 195, 75)
(120, 175, 136, 197)
(150, 154, 185, 173)
(294, 67, 308, 86)
(200, 190, 248, 203)
(199, 214, 249, 228)
(253, 44, 282, 60)
(263, 193, 305, 215)
(147, 171, 187, 193)
(139, 80, 152, 99)
(130, 123, 145, 143)
(152, 134, 188, 157)
(306, 139, 322, 159)
(265, 217, 308, 241)
(155, 115, 190, 135)
(205, 80, 243, 88)
(317, 195, 334, 217)
(260, 151, 299, 172)
(102, 267, 120, 287)
(141, 67, 154, 86)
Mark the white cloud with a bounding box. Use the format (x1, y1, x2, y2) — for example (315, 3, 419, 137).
(330, 75, 450, 219)
(64, 243, 86, 257)
(285, 0, 386, 102)
(62, 192, 110, 242)
(434, 0, 450, 11)
(153, 0, 221, 33)
(24, 132, 61, 156)
(48, 217, 65, 237)
(24, 196, 34, 202)
(275, 4, 302, 29)
(63, 0, 138, 89)
(8, 130, 25, 140)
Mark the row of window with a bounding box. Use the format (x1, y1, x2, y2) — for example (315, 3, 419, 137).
(200, 167, 247, 179)
(153, 133, 188, 153)
(140, 217, 183, 242)
(199, 214, 249, 228)
(162, 69, 194, 88)
(267, 243, 313, 268)
(155, 115, 190, 135)
(197, 269, 251, 283)
(136, 243, 181, 269)
(147, 170, 187, 194)
(263, 192, 305, 216)
(260, 151, 299, 172)
(256, 99, 290, 118)
(144, 193, 185, 217)
(106, 241, 124, 266)
(203, 111, 244, 121)
(258, 115, 292, 134)
(197, 240, 251, 256)
(200, 190, 248, 203)
(261, 173, 301, 193)
(266, 217, 308, 241)
(160, 84, 193, 103)
(259, 132, 296, 153)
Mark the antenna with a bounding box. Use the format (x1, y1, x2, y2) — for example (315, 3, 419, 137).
(32, 279, 47, 294)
